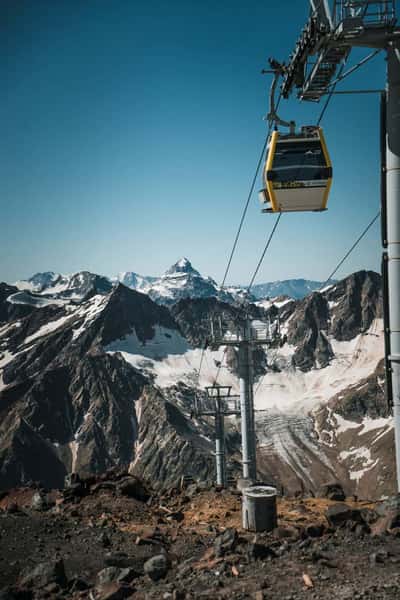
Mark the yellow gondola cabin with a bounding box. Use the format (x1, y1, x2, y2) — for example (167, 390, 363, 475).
(259, 126, 332, 213)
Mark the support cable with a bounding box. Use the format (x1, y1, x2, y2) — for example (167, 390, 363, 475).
(197, 95, 282, 387)
(317, 61, 346, 125)
(319, 211, 381, 291)
(220, 94, 282, 289)
(245, 56, 348, 295)
(326, 50, 382, 90)
(247, 213, 283, 293)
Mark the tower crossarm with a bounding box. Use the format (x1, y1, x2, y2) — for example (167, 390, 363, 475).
(281, 1, 400, 102)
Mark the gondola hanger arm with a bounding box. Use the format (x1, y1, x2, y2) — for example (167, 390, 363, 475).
(263, 59, 296, 134)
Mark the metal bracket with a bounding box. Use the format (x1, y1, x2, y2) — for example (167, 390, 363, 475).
(266, 59, 296, 133)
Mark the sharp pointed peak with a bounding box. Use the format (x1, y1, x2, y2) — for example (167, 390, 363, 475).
(163, 257, 200, 277)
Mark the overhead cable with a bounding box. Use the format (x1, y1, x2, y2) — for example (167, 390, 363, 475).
(220, 94, 282, 289)
(319, 210, 381, 291)
(246, 213, 282, 293)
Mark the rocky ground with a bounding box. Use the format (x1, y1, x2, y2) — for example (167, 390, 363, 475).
(1, 472, 400, 599)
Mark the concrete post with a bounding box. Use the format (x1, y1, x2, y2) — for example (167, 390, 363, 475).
(386, 43, 400, 491)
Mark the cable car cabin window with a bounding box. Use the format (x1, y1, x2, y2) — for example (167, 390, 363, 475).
(268, 139, 330, 183)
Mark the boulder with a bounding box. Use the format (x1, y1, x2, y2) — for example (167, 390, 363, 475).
(95, 582, 134, 600)
(117, 477, 150, 502)
(214, 528, 238, 557)
(143, 554, 169, 581)
(30, 492, 48, 511)
(247, 541, 275, 561)
(20, 559, 67, 590)
(319, 482, 346, 502)
(305, 524, 325, 538)
(104, 552, 135, 569)
(97, 567, 122, 586)
(325, 504, 362, 528)
(372, 495, 400, 534)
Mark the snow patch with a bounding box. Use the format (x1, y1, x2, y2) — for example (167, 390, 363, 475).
(71, 294, 109, 340)
(106, 326, 189, 360)
(24, 315, 72, 344)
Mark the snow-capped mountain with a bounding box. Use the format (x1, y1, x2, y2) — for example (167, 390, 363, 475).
(115, 271, 157, 292)
(15, 271, 112, 303)
(250, 278, 335, 300)
(14, 262, 334, 309)
(0, 268, 392, 499)
(145, 258, 233, 305)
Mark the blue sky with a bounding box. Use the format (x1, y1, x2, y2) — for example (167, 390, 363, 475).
(1, 0, 385, 285)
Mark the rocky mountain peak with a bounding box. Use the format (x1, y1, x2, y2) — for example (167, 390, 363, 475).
(17, 272, 62, 293)
(100, 284, 179, 346)
(163, 258, 200, 278)
(325, 270, 382, 341)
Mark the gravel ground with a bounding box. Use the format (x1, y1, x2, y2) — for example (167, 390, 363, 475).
(1, 476, 400, 599)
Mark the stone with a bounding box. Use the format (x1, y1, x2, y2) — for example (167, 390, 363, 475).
(325, 504, 362, 528)
(166, 511, 184, 523)
(214, 528, 238, 557)
(354, 523, 370, 537)
(319, 482, 346, 502)
(117, 568, 138, 584)
(144, 554, 169, 581)
(247, 542, 275, 561)
(20, 559, 67, 589)
(69, 577, 90, 592)
(360, 508, 378, 525)
(6, 503, 19, 514)
(104, 552, 135, 569)
(370, 550, 388, 565)
(276, 541, 289, 557)
(63, 482, 86, 500)
(30, 492, 48, 511)
(117, 477, 150, 501)
(99, 532, 112, 547)
(95, 582, 134, 600)
(185, 484, 199, 498)
(305, 524, 325, 538)
(275, 525, 300, 540)
(373, 495, 400, 534)
(64, 472, 81, 487)
(97, 567, 122, 586)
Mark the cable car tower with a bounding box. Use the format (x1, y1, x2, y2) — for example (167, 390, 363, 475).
(208, 315, 280, 483)
(194, 385, 240, 487)
(270, 0, 400, 489)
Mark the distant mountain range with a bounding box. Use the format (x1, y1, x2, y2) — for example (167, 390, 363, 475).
(13, 258, 334, 306)
(250, 278, 330, 300)
(0, 268, 389, 499)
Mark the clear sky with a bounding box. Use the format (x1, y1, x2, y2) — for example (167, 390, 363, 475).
(1, 0, 385, 285)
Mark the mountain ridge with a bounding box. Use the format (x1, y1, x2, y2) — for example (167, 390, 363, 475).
(13, 259, 339, 306)
(0, 268, 390, 499)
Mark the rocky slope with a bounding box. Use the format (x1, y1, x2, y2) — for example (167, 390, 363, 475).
(0, 284, 213, 490)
